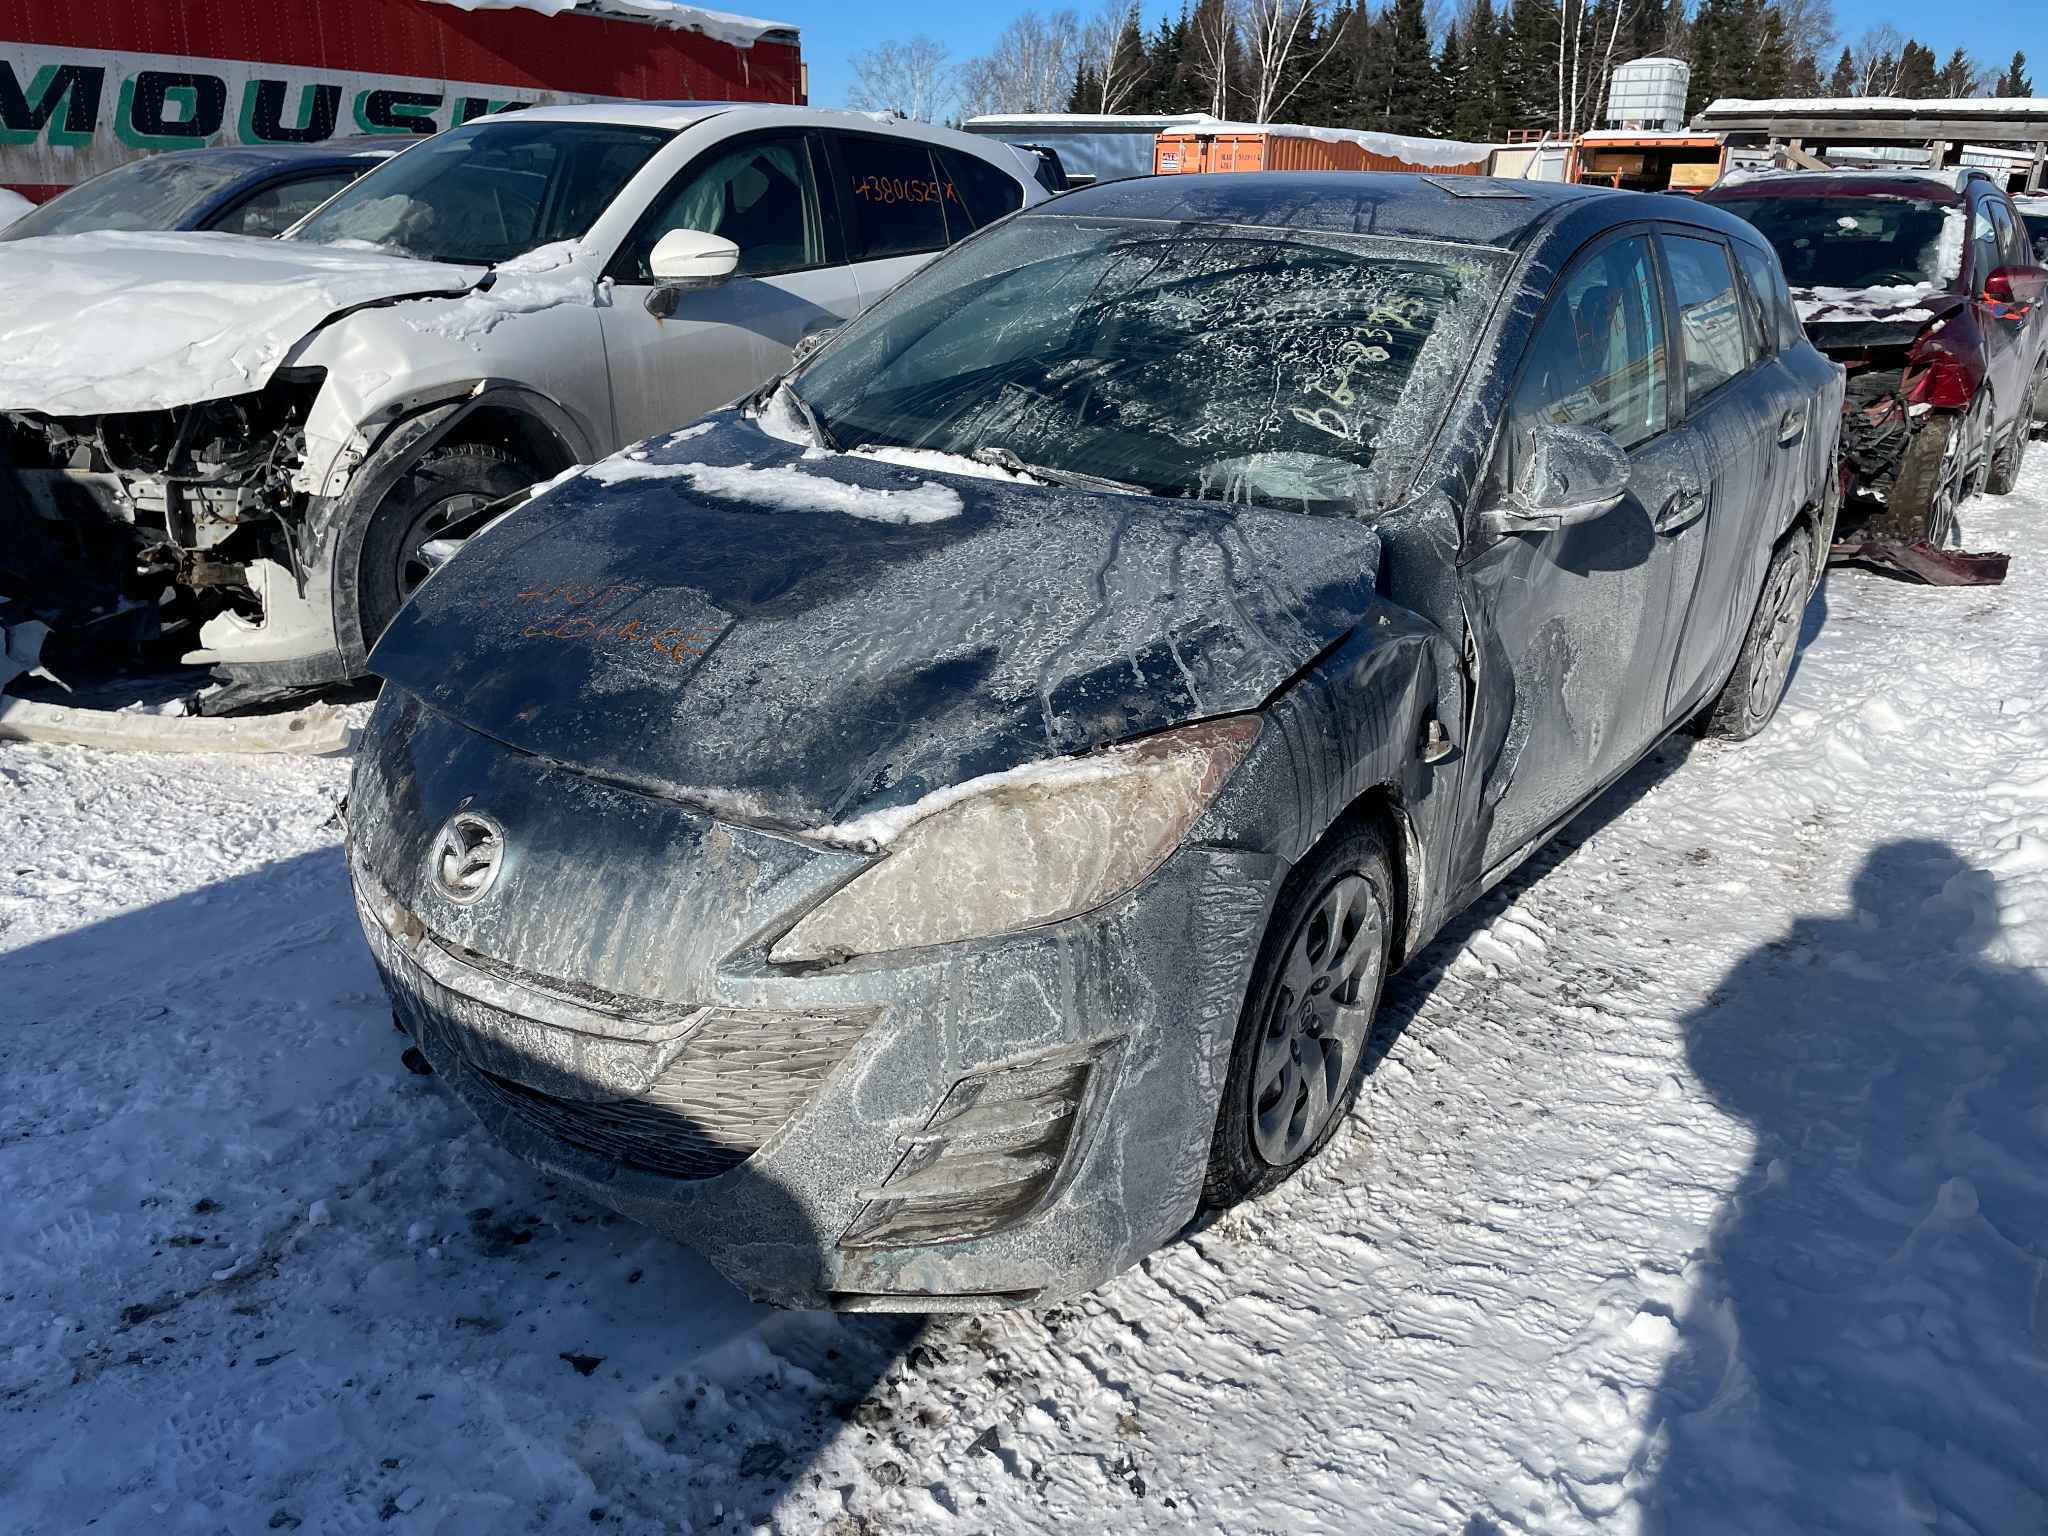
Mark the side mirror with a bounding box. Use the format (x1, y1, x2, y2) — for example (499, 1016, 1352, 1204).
(790, 325, 839, 369)
(1480, 423, 1632, 537)
(643, 228, 739, 316)
(1985, 265, 2048, 306)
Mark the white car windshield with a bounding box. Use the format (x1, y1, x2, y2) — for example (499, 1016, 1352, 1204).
(290, 118, 671, 265)
(795, 215, 1508, 516)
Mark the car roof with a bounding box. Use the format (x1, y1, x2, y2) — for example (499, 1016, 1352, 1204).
(1031, 172, 1754, 252)
(139, 138, 397, 171)
(501, 102, 1007, 143)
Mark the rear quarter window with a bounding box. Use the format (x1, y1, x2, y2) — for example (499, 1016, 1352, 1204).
(838, 134, 949, 261)
(935, 146, 1024, 238)
(1734, 240, 1803, 352)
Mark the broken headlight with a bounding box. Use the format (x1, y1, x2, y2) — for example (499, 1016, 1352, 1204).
(770, 715, 1260, 965)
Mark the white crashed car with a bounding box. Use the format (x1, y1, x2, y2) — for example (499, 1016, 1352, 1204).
(0, 105, 1043, 697)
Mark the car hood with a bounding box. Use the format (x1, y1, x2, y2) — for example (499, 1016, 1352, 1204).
(0, 231, 482, 416)
(370, 417, 1386, 831)
(1793, 283, 1965, 350)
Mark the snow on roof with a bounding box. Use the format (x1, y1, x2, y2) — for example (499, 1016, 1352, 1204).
(1702, 95, 2048, 119)
(964, 112, 1220, 133)
(1713, 164, 1981, 195)
(422, 0, 795, 47)
(1160, 119, 1496, 169)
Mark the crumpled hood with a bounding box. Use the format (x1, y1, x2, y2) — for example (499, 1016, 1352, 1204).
(370, 416, 1385, 829)
(0, 231, 482, 416)
(1794, 284, 1966, 351)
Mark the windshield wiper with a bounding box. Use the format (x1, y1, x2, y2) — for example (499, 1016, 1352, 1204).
(771, 378, 837, 452)
(971, 445, 1145, 495)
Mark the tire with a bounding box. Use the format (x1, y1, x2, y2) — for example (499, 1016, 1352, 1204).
(1985, 409, 2029, 496)
(1700, 534, 1812, 743)
(1202, 818, 1397, 1210)
(357, 443, 534, 647)
(1877, 393, 1988, 545)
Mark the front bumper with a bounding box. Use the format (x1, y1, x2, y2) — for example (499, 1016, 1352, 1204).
(347, 694, 1283, 1309)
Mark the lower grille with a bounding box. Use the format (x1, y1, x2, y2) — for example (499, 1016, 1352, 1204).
(467, 1007, 873, 1180)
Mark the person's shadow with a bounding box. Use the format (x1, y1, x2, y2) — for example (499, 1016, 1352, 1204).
(1643, 839, 2048, 1532)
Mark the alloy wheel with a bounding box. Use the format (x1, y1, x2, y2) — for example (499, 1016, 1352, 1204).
(396, 491, 494, 599)
(1249, 872, 1386, 1166)
(1745, 550, 1807, 723)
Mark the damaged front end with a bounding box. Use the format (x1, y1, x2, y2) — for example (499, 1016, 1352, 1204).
(1, 370, 335, 680)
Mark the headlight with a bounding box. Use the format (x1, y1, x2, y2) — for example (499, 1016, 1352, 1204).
(770, 715, 1261, 965)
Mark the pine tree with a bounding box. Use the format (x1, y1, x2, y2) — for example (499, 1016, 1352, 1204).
(1067, 61, 1094, 112)
(1454, 0, 1504, 140)
(1934, 47, 1977, 98)
(1104, 10, 1150, 112)
(1291, 2, 1356, 126)
(1894, 40, 1937, 98)
(1383, 0, 1437, 134)
(1749, 1, 1791, 100)
(1996, 51, 2033, 97)
(1501, 0, 1560, 134)
(1434, 25, 1466, 139)
(1684, 0, 1738, 117)
(1785, 50, 1822, 97)
(1827, 46, 1856, 97)
(1139, 10, 1189, 112)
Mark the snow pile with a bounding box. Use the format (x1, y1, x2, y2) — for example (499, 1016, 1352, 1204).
(1706, 94, 2048, 118)
(0, 232, 481, 415)
(850, 444, 1043, 483)
(586, 456, 964, 523)
(422, 0, 794, 45)
(399, 241, 603, 344)
(0, 187, 31, 230)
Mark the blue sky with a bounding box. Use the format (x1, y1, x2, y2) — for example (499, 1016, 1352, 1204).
(785, 0, 2038, 112)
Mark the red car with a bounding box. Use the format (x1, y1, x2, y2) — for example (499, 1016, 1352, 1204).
(1702, 169, 2048, 542)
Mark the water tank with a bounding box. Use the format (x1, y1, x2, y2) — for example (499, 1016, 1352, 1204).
(1607, 57, 1691, 131)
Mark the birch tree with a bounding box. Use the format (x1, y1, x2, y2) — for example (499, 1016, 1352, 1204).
(1241, 0, 1347, 124)
(845, 37, 955, 121)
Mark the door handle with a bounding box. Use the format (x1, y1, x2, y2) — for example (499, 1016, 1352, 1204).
(1654, 479, 1708, 534)
(1777, 408, 1805, 445)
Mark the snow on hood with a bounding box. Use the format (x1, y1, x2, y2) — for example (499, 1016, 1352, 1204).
(0, 188, 31, 231)
(421, 0, 794, 45)
(584, 455, 965, 523)
(0, 232, 481, 416)
(368, 413, 1385, 827)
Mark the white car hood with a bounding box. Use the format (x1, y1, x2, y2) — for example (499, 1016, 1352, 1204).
(0, 231, 483, 417)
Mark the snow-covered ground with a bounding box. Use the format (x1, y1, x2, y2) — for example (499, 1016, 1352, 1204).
(6, 463, 2048, 1534)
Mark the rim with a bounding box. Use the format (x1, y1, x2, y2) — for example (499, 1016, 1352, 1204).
(1745, 551, 1807, 722)
(396, 492, 494, 599)
(1929, 397, 1988, 547)
(1249, 872, 1385, 1167)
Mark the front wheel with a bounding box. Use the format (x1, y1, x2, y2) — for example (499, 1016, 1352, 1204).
(1700, 534, 1812, 742)
(357, 444, 534, 647)
(1879, 394, 1988, 545)
(1203, 819, 1396, 1210)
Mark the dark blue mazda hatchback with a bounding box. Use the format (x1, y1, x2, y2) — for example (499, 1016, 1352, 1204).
(348, 173, 1844, 1310)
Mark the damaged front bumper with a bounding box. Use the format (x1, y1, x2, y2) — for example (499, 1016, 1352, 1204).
(346, 689, 1281, 1310)
(0, 373, 349, 682)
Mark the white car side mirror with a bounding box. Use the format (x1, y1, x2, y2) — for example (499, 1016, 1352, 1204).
(649, 227, 740, 284)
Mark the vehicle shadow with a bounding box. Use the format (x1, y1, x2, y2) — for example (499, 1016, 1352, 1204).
(1640, 839, 2048, 1531)
(1, 847, 918, 1531)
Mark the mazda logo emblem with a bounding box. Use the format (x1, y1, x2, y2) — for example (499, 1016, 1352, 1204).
(433, 810, 505, 905)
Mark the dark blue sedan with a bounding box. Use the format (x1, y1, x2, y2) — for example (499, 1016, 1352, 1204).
(0, 140, 393, 243)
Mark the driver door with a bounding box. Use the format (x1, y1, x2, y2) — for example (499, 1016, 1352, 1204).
(1462, 230, 1706, 872)
(599, 131, 864, 448)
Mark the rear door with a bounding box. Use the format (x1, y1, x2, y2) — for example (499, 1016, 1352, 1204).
(599, 129, 863, 446)
(1653, 228, 1783, 718)
(1465, 228, 1705, 871)
(1970, 192, 2031, 433)
(824, 133, 1024, 307)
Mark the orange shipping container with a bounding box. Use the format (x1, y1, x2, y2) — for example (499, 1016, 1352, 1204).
(1153, 126, 1490, 177)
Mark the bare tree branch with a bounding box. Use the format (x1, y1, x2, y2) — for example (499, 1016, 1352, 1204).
(844, 36, 955, 122)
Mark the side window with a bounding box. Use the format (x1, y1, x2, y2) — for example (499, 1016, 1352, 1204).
(838, 134, 949, 260)
(1510, 234, 1669, 464)
(616, 134, 823, 283)
(934, 147, 1023, 239)
(1663, 234, 1756, 402)
(1733, 241, 1802, 353)
(1986, 198, 2024, 271)
(1730, 243, 1776, 358)
(211, 172, 356, 237)
(1967, 202, 2003, 291)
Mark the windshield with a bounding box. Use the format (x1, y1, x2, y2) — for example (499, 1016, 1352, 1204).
(289, 119, 671, 265)
(1708, 194, 1958, 291)
(795, 216, 1507, 516)
(0, 155, 249, 241)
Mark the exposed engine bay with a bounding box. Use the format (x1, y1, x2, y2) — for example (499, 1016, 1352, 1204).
(1, 371, 327, 675)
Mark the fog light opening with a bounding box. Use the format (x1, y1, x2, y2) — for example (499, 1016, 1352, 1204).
(838, 1042, 1119, 1249)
